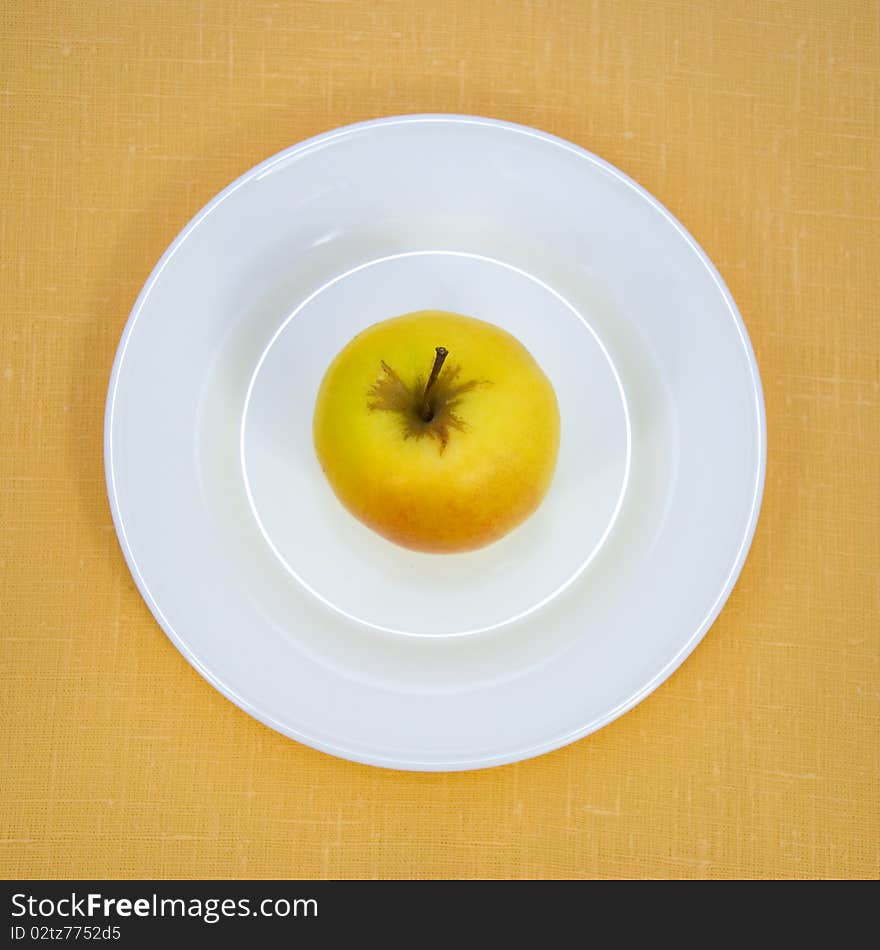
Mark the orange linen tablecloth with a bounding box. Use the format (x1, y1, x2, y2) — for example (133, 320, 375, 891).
(2, 0, 878, 879)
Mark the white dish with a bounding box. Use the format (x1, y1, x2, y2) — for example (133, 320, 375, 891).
(105, 115, 765, 770)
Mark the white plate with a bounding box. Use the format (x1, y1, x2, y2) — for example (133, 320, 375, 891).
(105, 115, 765, 771)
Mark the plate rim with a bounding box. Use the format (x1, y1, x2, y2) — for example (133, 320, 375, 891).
(104, 113, 767, 771)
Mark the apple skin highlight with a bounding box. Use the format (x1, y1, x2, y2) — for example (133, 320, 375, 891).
(313, 310, 560, 554)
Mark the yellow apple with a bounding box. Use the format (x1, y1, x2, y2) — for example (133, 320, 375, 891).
(313, 310, 560, 553)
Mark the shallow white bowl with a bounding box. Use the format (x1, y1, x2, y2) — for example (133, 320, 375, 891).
(105, 115, 765, 770)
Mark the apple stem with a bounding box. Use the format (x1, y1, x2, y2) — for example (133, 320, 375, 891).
(420, 346, 449, 422)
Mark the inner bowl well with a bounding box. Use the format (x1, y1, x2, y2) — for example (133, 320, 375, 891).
(241, 251, 631, 637)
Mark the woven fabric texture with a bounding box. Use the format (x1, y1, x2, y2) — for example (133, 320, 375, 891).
(1, 0, 877, 879)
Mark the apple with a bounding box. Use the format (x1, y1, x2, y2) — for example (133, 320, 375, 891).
(313, 310, 560, 553)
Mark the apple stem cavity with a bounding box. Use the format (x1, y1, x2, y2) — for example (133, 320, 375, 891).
(420, 346, 449, 422)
